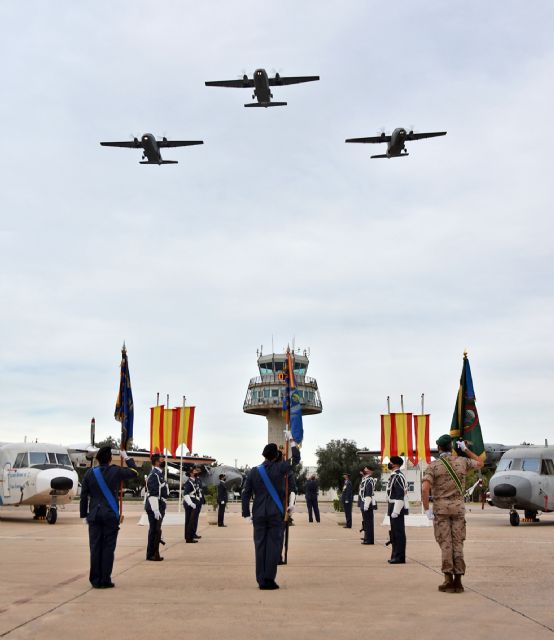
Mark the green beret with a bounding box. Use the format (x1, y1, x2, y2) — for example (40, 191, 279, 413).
(436, 434, 452, 448)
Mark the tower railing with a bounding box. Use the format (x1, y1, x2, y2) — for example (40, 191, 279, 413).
(247, 374, 318, 387)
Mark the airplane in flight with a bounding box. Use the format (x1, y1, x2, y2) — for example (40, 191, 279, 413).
(205, 68, 319, 107)
(345, 127, 447, 158)
(489, 444, 554, 526)
(0, 442, 78, 524)
(100, 133, 203, 164)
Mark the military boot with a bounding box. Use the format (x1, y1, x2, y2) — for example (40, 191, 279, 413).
(445, 574, 464, 593)
(438, 573, 453, 592)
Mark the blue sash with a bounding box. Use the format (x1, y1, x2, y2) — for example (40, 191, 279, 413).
(93, 467, 120, 520)
(257, 464, 284, 515)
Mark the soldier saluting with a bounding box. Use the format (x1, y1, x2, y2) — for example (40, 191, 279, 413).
(145, 454, 168, 561)
(386, 455, 407, 564)
(422, 434, 484, 593)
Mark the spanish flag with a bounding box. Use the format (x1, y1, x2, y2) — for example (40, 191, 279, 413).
(381, 413, 414, 461)
(413, 414, 431, 463)
(150, 405, 165, 454)
(170, 406, 195, 456)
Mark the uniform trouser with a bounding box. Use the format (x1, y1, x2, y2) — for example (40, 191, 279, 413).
(433, 513, 466, 574)
(306, 498, 320, 522)
(88, 512, 119, 586)
(253, 514, 283, 586)
(388, 504, 406, 560)
(184, 504, 199, 541)
(194, 504, 202, 535)
(343, 502, 352, 527)
(218, 503, 226, 526)
(146, 508, 165, 559)
(362, 508, 374, 543)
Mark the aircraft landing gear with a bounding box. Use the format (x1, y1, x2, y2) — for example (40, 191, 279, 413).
(524, 510, 539, 522)
(33, 505, 47, 520)
(509, 510, 520, 526)
(46, 506, 58, 525)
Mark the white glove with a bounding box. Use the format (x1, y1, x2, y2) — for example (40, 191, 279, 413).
(457, 440, 468, 452)
(120, 449, 129, 460)
(288, 492, 296, 513)
(243, 516, 253, 523)
(392, 499, 404, 516)
(184, 495, 196, 509)
(284, 430, 292, 441)
(344, 500, 349, 504)
(220, 501, 225, 505)
(148, 497, 161, 520)
(363, 496, 371, 512)
(391, 512, 399, 519)
(426, 508, 435, 521)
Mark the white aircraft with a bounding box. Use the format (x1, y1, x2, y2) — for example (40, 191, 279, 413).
(0, 442, 78, 524)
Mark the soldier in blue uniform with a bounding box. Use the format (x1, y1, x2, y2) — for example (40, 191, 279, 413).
(145, 454, 168, 561)
(217, 473, 228, 527)
(242, 435, 300, 590)
(340, 473, 353, 528)
(304, 475, 320, 523)
(183, 466, 203, 543)
(386, 455, 407, 564)
(358, 466, 375, 545)
(79, 446, 138, 588)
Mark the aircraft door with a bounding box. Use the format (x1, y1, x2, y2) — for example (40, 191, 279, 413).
(2, 463, 10, 498)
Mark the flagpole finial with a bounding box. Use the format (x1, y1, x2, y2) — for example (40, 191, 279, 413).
(463, 350, 468, 358)
(122, 341, 126, 353)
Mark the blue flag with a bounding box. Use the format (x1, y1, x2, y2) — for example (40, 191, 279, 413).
(284, 351, 303, 445)
(115, 345, 134, 450)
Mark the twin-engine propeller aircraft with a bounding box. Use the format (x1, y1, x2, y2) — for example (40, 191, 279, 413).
(489, 445, 554, 526)
(205, 68, 319, 108)
(345, 127, 447, 158)
(0, 442, 78, 524)
(100, 133, 203, 164)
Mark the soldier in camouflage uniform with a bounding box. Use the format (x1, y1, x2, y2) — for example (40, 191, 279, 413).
(422, 434, 484, 593)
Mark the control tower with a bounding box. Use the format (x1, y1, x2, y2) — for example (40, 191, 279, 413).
(243, 348, 322, 448)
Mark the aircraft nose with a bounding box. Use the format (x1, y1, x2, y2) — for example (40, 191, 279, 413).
(492, 476, 533, 502)
(493, 483, 517, 498)
(51, 477, 74, 491)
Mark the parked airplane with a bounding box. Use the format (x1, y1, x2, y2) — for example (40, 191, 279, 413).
(489, 445, 554, 525)
(100, 133, 203, 164)
(0, 442, 78, 524)
(345, 127, 446, 158)
(205, 68, 319, 107)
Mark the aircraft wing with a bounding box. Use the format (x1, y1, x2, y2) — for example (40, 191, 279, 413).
(406, 131, 447, 141)
(157, 140, 204, 148)
(345, 135, 391, 144)
(269, 75, 319, 86)
(100, 140, 141, 148)
(205, 78, 254, 88)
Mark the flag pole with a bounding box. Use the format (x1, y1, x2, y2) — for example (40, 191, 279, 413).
(283, 348, 292, 565)
(387, 395, 391, 414)
(165, 393, 169, 484)
(178, 395, 186, 514)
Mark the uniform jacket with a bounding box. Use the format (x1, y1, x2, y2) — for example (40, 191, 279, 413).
(242, 446, 300, 518)
(357, 475, 374, 508)
(304, 479, 319, 500)
(340, 479, 353, 504)
(80, 459, 138, 520)
(145, 467, 169, 513)
(217, 480, 228, 504)
(423, 454, 478, 515)
(183, 476, 204, 506)
(386, 470, 406, 501)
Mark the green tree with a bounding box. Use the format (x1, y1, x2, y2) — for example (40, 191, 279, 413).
(295, 463, 308, 495)
(315, 439, 381, 493)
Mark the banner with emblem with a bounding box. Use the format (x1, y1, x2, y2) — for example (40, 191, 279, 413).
(115, 344, 134, 451)
(449, 352, 486, 461)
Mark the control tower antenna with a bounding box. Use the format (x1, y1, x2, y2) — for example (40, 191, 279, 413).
(243, 344, 323, 449)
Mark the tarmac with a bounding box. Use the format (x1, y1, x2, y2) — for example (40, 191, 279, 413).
(1, 502, 554, 639)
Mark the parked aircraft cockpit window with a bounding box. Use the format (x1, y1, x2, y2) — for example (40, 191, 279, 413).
(29, 452, 49, 466)
(56, 453, 72, 467)
(541, 459, 554, 475)
(497, 458, 513, 471)
(48, 453, 57, 463)
(521, 458, 541, 473)
(13, 452, 29, 468)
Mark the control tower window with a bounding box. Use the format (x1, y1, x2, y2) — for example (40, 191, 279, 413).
(271, 389, 279, 398)
(263, 389, 270, 398)
(294, 363, 307, 375)
(274, 361, 284, 372)
(260, 364, 273, 375)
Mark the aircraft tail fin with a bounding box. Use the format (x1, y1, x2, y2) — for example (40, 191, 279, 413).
(370, 153, 409, 159)
(139, 160, 179, 165)
(244, 101, 287, 108)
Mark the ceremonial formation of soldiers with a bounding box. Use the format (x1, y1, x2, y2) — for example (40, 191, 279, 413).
(79, 433, 483, 592)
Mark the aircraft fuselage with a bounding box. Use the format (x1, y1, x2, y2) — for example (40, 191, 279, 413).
(253, 68, 271, 104)
(387, 128, 409, 157)
(141, 133, 162, 163)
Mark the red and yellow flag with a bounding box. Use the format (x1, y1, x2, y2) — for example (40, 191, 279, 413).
(380, 413, 414, 461)
(150, 405, 165, 454)
(413, 414, 431, 463)
(170, 406, 195, 456)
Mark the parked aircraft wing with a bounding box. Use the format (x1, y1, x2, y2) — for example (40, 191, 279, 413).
(157, 140, 204, 148)
(406, 131, 447, 141)
(345, 135, 391, 143)
(269, 75, 319, 86)
(205, 78, 254, 88)
(100, 140, 141, 148)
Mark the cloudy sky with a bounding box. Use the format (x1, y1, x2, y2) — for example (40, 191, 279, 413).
(1, 1, 553, 467)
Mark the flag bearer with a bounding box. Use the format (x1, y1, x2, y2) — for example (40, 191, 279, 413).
(386, 456, 407, 564)
(217, 473, 228, 527)
(183, 466, 203, 543)
(340, 473, 353, 528)
(422, 435, 484, 593)
(145, 454, 168, 561)
(358, 466, 375, 545)
(242, 434, 300, 590)
(80, 446, 138, 588)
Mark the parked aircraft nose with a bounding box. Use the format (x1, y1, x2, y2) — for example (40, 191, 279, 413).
(494, 483, 517, 498)
(490, 475, 533, 503)
(51, 477, 73, 491)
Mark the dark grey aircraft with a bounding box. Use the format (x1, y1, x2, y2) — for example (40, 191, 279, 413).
(345, 127, 446, 158)
(205, 68, 319, 107)
(100, 133, 203, 165)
